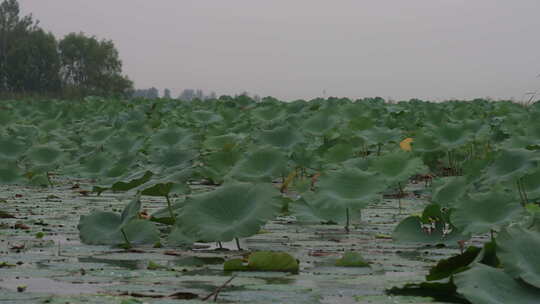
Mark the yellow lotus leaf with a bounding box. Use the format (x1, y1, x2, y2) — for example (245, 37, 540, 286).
(400, 138, 414, 152)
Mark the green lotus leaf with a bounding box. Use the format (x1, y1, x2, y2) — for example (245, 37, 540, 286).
(432, 122, 472, 149)
(431, 177, 469, 207)
(203, 133, 244, 150)
(178, 182, 281, 242)
(167, 225, 195, 246)
(335, 252, 369, 267)
(152, 127, 192, 147)
(454, 264, 540, 304)
(485, 148, 537, 183)
(359, 127, 399, 145)
(229, 146, 288, 182)
(322, 142, 355, 164)
(252, 106, 285, 121)
(190, 110, 222, 124)
(135, 170, 192, 197)
(314, 168, 386, 210)
(224, 251, 299, 273)
(412, 133, 440, 153)
(393, 204, 468, 244)
(371, 151, 427, 185)
(105, 134, 143, 154)
(26, 145, 63, 165)
(0, 161, 24, 184)
(199, 148, 243, 184)
(0, 137, 27, 159)
(302, 113, 338, 136)
(520, 168, 540, 200)
(151, 148, 196, 171)
(80, 153, 114, 175)
(426, 246, 482, 281)
(257, 126, 303, 149)
(497, 226, 540, 288)
(450, 191, 524, 235)
(293, 194, 361, 224)
(78, 198, 159, 246)
(247, 251, 299, 273)
(86, 127, 113, 144)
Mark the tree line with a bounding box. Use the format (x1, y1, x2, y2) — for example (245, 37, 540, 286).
(0, 0, 132, 98)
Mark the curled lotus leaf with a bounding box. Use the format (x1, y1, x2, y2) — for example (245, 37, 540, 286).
(257, 126, 304, 149)
(485, 148, 538, 183)
(431, 177, 469, 207)
(450, 191, 523, 235)
(178, 182, 281, 242)
(229, 146, 288, 182)
(78, 198, 160, 246)
(454, 264, 540, 304)
(26, 144, 63, 165)
(0, 137, 27, 159)
(152, 127, 193, 147)
(371, 151, 427, 185)
(497, 226, 540, 288)
(432, 122, 472, 150)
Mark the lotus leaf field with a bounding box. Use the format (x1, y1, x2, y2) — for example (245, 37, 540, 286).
(1, 97, 540, 303)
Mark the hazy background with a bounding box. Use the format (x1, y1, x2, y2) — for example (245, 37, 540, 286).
(20, 0, 540, 101)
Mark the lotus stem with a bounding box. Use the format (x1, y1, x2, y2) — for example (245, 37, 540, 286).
(398, 182, 404, 213)
(218, 241, 223, 250)
(120, 228, 132, 249)
(235, 237, 242, 251)
(345, 208, 350, 233)
(165, 195, 176, 224)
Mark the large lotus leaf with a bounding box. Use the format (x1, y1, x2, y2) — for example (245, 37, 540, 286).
(190, 110, 222, 124)
(359, 127, 399, 145)
(450, 192, 523, 235)
(203, 133, 244, 150)
(105, 133, 143, 154)
(151, 148, 196, 171)
(485, 149, 538, 183)
(426, 246, 482, 281)
(431, 177, 469, 207)
(78, 199, 159, 245)
(229, 146, 288, 182)
(371, 151, 427, 184)
(252, 106, 285, 121)
(393, 207, 468, 245)
(314, 168, 386, 209)
(152, 127, 193, 147)
(293, 194, 361, 224)
(85, 127, 113, 144)
(497, 226, 540, 288)
(302, 113, 338, 136)
(454, 264, 540, 304)
(26, 145, 63, 164)
(322, 142, 355, 164)
(520, 168, 540, 199)
(199, 148, 243, 184)
(0, 161, 24, 184)
(134, 170, 192, 197)
(178, 182, 281, 242)
(257, 126, 303, 149)
(432, 122, 472, 150)
(80, 153, 114, 176)
(0, 137, 27, 159)
(411, 133, 440, 152)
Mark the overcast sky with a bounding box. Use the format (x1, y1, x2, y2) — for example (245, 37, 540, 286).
(19, 0, 540, 101)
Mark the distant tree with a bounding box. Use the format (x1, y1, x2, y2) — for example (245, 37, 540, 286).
(58, 32, 132, 97)
(132, 87, 159, 99)
(0, 0, 60, 94)
(179, 89, 195, 101)
(207, 91, 217, 100)
(163, 88, 171, 99)
(5, 28, 61, 92)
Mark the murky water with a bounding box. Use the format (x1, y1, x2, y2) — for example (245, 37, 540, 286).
(0, 180, 464, 303)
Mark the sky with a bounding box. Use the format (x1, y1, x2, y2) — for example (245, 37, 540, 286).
(19, 0, 540, 101)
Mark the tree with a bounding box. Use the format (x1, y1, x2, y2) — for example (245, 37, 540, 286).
(58, 32, 132, 97)
(5, 28, 60, 92)
(163, 88, 171, 99)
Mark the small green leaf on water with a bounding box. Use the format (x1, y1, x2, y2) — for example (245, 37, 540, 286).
(335, 252, 369, 267)
(224, 258, 250, 271)
(35, 232, 45, 239)
(147, 261, 166, 270)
